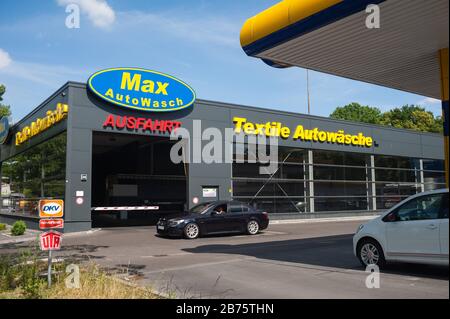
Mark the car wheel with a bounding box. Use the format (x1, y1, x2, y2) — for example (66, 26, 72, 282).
(246, 220, 259, 235)
(184, 223, 200, 239)
(357, 239, 386, 268)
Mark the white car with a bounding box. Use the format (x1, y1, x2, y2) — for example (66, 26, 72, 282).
(353, 188, 449, 268)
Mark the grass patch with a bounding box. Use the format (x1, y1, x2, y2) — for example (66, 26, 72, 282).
(44, 264, 159, 299)
(0, 249, 46, 299)
(0, 223, 6, 231)
(0, 248, 160, 299)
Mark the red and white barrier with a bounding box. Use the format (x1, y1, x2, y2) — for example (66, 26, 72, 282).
(92, 206, 159, 212)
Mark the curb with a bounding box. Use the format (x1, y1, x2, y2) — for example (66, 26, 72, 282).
(0, 228, 40, 245)
(111, 274, 171, 299)
(269, 215, 377, 225)
(0, 235, 39, 245)
(62, 228, 103, 238)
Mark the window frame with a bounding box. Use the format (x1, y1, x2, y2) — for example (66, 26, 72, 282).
(386, 193, 445, 222)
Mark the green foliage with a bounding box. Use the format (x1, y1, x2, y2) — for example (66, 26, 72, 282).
(0, 250, 46, 299)
(380, 105, 443, 133)
(0, 252, 158, 299)
(330, 103, 382, 124)
(17, 252, 44, 299)
(0, 223, 6, 231)
(0, 255, 15, 292)
(330, 103, 443, 133)
(11, 221, 26, 236)
(0, 84, 11, 118)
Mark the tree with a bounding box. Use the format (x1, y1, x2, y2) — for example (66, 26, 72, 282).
(330, 102, 382, 124)
(380, 105, 443, 133)
(0, 84, 11, 118)
(329, 103, 443, 134)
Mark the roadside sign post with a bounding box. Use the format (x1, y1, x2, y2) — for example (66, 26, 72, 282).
(39, 230, 63, 288)
(39, 199, 64, 288)
(48, 250, 52, 288)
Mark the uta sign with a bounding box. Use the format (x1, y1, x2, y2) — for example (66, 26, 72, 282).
(39, 231, 63, 251)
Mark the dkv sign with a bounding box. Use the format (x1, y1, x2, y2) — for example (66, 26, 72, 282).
(39, 200, 64, 218)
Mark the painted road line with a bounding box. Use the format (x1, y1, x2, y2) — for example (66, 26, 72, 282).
(230, 230, 287, 238)
(141, 252, 192, 258)
(142, 256, 256, 275)
(63, 228, 103, 237)
(262, 230, 287, 235)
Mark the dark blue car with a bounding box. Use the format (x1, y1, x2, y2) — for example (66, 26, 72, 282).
(156, 200, 269, 239)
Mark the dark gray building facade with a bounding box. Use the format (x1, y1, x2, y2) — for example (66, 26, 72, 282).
(0, 82, 446, 232)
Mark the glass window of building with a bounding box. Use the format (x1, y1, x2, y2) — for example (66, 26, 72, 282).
(373, 155, 445, 210)
(1, 132, 67, 217)
(374, 155, 419, 209)
(232, 143, 446, 216)
(232, 143, 309, 214)
(312, 150, 370, 213)
(422, 159, 446, 191)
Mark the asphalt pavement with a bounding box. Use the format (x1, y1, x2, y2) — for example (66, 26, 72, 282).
(1, 220, 448, 299)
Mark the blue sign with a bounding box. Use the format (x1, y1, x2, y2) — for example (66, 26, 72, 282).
(88, 68, 196, 112)
(0, 117, 9, 144)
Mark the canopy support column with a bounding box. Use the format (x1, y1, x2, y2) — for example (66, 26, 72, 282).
(439, 48, 449, 187)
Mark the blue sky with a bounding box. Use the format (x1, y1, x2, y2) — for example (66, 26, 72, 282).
(0, 0, 442, 122)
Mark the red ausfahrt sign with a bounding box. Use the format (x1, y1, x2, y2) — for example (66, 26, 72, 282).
(39, 231, 63, 251)
(39, 219, 64, 230)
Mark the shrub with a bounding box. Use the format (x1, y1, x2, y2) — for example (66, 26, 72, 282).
(18, 251, 44, 299)
(11, 221, 26, 236)
(0, 223, 6, 231)
(0, 255, 14, 291)
(0, 250, 46, 299)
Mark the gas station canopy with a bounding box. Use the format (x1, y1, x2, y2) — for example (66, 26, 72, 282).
(240, 0, 449, 99)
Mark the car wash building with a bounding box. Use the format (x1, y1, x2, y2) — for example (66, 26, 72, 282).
(0, 68, 446, 232)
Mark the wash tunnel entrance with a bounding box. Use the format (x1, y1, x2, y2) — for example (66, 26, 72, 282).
(91, 132, 187, 227)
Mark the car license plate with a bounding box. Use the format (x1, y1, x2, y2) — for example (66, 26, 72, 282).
(157, 225, 165, 231)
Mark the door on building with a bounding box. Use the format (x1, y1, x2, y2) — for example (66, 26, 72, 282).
(91, 132, 187, 227)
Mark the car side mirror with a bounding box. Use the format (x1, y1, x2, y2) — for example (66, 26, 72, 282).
(210, 211, 218, 216)
(384, 212, 398, 222)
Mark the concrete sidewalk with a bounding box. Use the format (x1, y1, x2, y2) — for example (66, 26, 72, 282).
(0, 226, 40, 245)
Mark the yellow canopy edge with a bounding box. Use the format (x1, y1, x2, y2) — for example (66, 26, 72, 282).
(240, 0, 342, 47)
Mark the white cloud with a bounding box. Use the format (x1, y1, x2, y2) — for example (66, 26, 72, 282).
(0, 59, 90, 121)
(118, 11, 240, 48)
(0, 49, 12, 69)
(418, 97, 441, 105)
(0, 60, 88, 87)
(57, 0, 115, 29)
